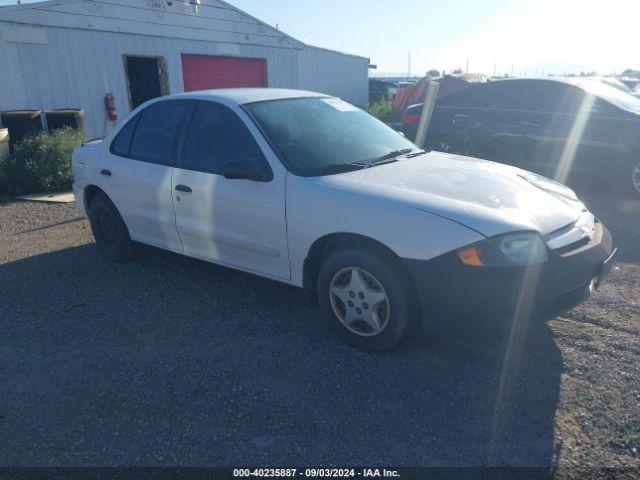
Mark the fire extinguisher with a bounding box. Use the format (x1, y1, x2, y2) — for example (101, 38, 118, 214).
(104, 93, 117, 122)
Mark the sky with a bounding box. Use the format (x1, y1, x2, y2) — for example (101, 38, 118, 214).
(2, 0, 639, 77)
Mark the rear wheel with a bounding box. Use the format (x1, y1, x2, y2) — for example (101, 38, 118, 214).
(88, 192, 138, 262)
(317, 247, 417, 351)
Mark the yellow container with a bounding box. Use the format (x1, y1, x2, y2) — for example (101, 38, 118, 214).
(0, 128, 9, 161)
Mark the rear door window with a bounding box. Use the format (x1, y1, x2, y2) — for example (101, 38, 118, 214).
(129, 100, 191, 166)
(500, 81, 582, 113)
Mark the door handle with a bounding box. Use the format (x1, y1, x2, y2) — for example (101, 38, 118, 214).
(175, 185, 192, 193)
(100, 169, 112, 177)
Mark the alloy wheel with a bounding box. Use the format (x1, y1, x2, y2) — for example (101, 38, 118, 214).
(329, 267, 391, 337)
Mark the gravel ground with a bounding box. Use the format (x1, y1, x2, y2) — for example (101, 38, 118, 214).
(0, 194, 638, 469)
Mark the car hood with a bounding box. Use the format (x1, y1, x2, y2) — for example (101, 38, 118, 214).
(308, 152, 585, 238)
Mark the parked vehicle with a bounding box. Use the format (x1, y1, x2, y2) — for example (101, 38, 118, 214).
(590, 77, 640, 99)
(369, 79, 398, 105)
(72, 89, 616, 351)
(401, 78, 640, 195)
(392, 74, 488, 124)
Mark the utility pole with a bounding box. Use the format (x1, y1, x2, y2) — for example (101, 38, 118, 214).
(466, 57, 469, 73)
(408, 51, 411, 81)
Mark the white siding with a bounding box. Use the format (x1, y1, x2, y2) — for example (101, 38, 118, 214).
(299, 46, 369, 108)
(0, 0, 369, 138)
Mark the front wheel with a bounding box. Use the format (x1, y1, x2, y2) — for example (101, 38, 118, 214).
(317, 248, 417, 351)
(428, 137, 475, 157)
(631, 159, 640, 197)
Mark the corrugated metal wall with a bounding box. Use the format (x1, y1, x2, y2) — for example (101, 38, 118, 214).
(0, 25, 303, 138)
(0, 0, 369, 139)
(299, 46, 370, 108)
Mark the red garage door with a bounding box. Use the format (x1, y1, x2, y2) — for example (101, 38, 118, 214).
(181, 54, 267, 92)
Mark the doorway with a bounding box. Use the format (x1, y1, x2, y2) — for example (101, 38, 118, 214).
(124, 55, 169, 109)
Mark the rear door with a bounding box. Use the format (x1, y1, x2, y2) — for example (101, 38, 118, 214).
(172, 100, 290, 280)
(103, 100, 190, 251)
(429, 83, 502, 157)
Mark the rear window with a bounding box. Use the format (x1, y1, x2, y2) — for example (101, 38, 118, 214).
(576, 79, 640, 113)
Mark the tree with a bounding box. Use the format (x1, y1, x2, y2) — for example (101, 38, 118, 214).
(426, 69, 440, 78)
(452, 68, 463, 74)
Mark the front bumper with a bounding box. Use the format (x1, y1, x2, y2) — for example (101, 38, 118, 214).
(404, 221, 616, 329)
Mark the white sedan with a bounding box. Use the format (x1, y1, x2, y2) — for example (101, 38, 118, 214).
(72, 89, 617, 350)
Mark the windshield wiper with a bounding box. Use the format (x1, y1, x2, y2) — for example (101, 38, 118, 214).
(366, 148, 414, 168)
(406, 150, 429, 158)
(310, 162, 368, 176)
(310, 149, 421, 176)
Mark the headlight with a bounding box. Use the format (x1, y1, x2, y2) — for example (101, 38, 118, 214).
(457, 232, 549, 267)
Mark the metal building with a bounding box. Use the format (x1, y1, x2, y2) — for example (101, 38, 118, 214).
(0, 0, 369, 138)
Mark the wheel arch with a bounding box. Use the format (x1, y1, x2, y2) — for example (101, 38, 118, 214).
(83, 184, 108, 212)
(302, 232, 419, 310)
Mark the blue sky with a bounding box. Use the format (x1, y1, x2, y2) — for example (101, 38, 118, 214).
(2, 0, 639, 76)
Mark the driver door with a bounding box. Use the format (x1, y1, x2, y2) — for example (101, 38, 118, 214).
(171, 100, 290, 281)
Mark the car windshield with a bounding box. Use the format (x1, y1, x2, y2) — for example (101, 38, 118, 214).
(575, 78, 640, 112)
(245, 97, 418, 176)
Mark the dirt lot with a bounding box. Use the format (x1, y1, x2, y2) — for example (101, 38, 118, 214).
(0, 193, 638, 469)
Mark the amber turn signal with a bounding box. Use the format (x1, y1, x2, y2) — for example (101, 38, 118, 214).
(457, 247, 484, 267)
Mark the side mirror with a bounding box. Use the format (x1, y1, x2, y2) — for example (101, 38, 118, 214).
(223, 158, 271, 182)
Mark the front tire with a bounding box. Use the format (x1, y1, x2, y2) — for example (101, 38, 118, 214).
(317, 247, 417, 351)
(88, 192, 138, 262)
(617, 152, 640, 198)
(630, 158, 640, 197)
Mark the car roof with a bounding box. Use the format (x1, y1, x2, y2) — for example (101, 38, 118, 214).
(451, 77, 640, 113)
(168, 88, 329, 105)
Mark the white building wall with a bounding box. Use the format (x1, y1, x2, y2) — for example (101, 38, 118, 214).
(299, 46, 370, 108)
(0, 0, 369, 139)
(0, 24, 303, 138)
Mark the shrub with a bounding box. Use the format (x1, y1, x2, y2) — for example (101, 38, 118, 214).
(0, 127, 84, 196)
(369, 99, 393, 124)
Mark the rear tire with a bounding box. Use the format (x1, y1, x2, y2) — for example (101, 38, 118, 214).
(317, 247, 417, 351)
(88, 192, 138, 262)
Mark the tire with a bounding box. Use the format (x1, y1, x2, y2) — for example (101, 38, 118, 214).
(618, 153, 640, 198)
(428, 137, 473, 157)
(317, 247, 418, 351)
(88, 192, 138, 262)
